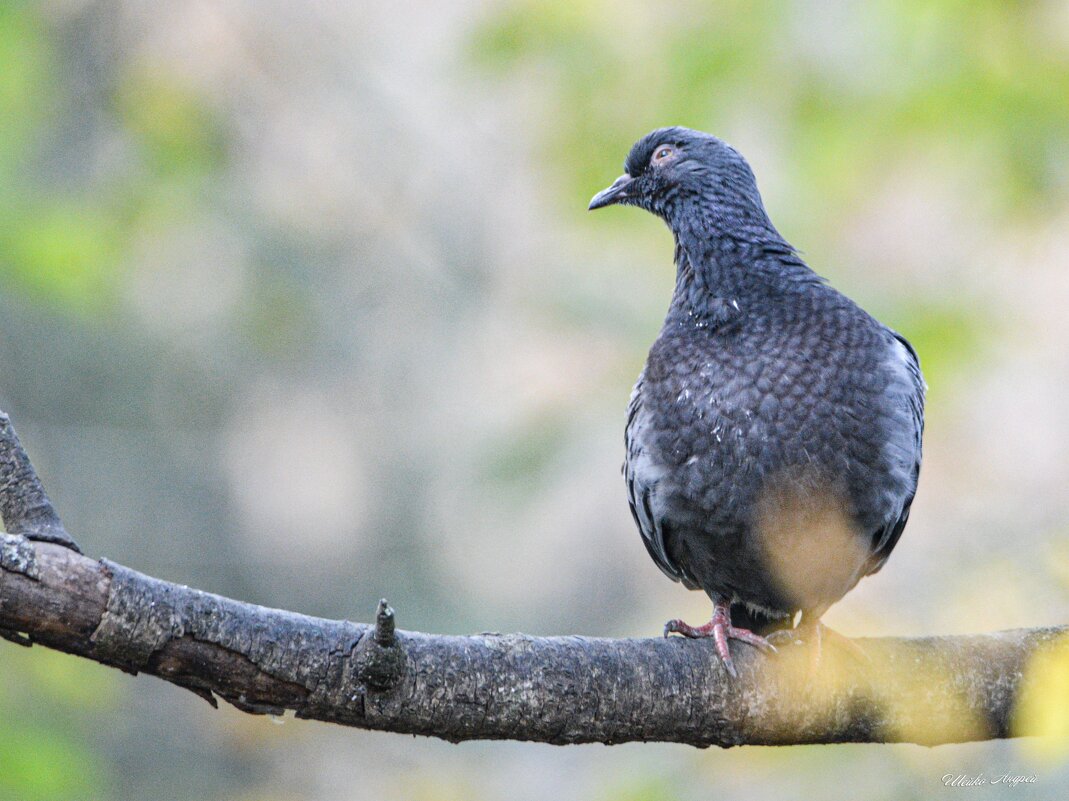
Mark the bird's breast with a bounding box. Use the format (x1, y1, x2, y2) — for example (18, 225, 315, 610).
(641, 315, 889, 505)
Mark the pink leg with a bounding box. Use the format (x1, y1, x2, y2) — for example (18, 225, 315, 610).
(664, 598, 777, 678)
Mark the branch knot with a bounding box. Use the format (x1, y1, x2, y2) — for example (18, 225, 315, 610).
(355, 599, 405, 691)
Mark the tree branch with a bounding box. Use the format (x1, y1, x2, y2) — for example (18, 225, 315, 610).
(0, 411, 1063, 747)
(0, 411, 79, 552)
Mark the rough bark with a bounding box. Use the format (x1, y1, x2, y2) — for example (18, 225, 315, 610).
(0, 411, 1064, 747)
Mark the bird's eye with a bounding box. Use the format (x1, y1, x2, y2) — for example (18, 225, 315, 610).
(651, 145, 676, 165)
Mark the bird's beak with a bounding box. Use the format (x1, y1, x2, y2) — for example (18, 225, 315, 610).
(588, 174, 635, 210)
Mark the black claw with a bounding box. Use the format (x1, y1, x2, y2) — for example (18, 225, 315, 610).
(722, 655, 738, 679)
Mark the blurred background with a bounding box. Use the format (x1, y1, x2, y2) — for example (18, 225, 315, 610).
(2, 0, 1069, 799)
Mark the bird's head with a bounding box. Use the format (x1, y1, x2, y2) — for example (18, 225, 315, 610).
(589, 127, 771, 235)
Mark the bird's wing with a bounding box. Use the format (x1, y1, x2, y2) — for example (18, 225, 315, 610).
(624, 376, 690, 585)
(863, 331, 925, 576)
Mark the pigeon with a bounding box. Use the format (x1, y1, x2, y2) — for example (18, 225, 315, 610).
(589, 127, 924, 677)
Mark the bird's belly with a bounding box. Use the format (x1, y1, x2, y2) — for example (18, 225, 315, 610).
(652, 396, 876, 614)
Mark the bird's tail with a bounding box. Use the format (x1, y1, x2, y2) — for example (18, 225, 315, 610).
(731, 605, 794, 636)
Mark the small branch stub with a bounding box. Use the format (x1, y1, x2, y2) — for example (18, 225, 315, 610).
(0, 411, 80, 553)
(374, 599, 396, 646)
(355, 599, 405, 691)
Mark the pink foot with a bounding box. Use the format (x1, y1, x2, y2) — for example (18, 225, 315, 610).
(664, 600, 776, 678)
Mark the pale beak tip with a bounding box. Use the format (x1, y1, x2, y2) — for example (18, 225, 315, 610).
(588, 174, 634, 211)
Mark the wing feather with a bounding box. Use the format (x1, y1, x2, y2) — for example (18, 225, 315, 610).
(864, 331, 925, 576)
(624, 376, 688, 584)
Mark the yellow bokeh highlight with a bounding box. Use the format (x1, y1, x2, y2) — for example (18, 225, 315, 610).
(1013, 632, 1069, 761)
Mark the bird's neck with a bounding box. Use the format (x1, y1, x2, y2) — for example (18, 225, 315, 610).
(669, 221, 814, 321)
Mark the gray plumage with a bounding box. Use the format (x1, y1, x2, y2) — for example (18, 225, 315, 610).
(591, 128, 924, 631)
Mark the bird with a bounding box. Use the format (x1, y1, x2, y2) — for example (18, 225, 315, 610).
(589, 127, 924, 677)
